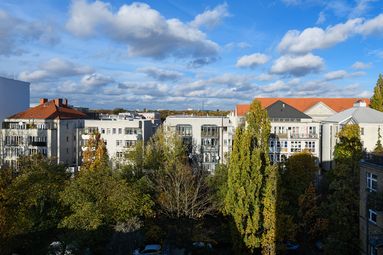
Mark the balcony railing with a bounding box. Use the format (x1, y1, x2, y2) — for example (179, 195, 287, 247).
(290, 133, 318, 139)
(363, 153, 383, 166)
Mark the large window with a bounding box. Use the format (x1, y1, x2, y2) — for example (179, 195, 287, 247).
(291, 141, 301, 152)
(305, 141, 316, 152)
(201, 125, 219, 137)
(176, 125, 192, 136)
(369, 209, 377, 224)
(367, 172, 378, 192)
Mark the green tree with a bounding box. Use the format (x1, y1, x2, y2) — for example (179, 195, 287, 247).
(298, 183, 328, 242)
(325, 124, 362, 254)
(374, 127, 383, 153)
(60, 167, 153, 231)
(207, 163, 228, 212)
(225, 99, 278, 253)
(282, 151, 318, 218)
(0, 155, 70, 252)
(370, 74, 383, 111)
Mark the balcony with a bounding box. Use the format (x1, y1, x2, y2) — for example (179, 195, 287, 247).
(290, 133, 318, 139)
(29, 141, 47, 147)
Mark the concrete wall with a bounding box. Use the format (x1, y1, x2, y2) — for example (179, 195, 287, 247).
(0, 77, 30, 123)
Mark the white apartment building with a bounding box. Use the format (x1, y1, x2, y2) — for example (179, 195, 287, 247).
(0, 98, 86, 169)
(266, 101, 321, 163)
(322, 100, 383, 170)
(0, 76, 30, 123)
(163, 115, 234, 172)
(82, 113, 157, 164)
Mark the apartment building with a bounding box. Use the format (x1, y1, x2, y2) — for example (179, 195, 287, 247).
(322, 100, 383, 170)
(267, 101, 320, 163)
(82, 112, 157, 164)
(0, 98, 86, 169)
(163, 115, 234, 172)
(0, 76, 30, 123)
(360, 153, 383, 255)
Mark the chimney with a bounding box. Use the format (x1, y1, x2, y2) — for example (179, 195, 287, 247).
(63, 98, 68, 107)
(353, 100, 366, 108)
(54, 98, 63, 107)
(39, 98, 48, 105)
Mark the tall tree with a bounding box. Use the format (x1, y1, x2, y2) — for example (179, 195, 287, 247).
(82, 132, 108, 171)
(325, 124, 362, 254)
(370, 74, 383, 111)
(225, 99, 278, 253)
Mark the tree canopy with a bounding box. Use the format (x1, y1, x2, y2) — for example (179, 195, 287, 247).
(370, 74, 383, 111)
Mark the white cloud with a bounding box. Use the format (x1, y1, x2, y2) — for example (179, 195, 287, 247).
(139, 67, 182, 81)
(324, 70, 347, 80)
(278, 18, 362, 54)
(255, 73, 273, 81)
(356, 13, 383, 35)
(81, 73, 113, 88)
(66, 0, 219, 61)
(352, 61, 371, 69)
(270, 54, 324, 76)
(278, 13, 383, 55)
(261, 80, 288, 93)
(190, 3, 229, 29)
(19, 58, 93, 82)
(0, 9, 59, 56)
(349, 0, 377, 18)
(236, 53, 269, 68)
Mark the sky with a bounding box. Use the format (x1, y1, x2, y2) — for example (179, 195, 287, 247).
(0, 0, 383, 110)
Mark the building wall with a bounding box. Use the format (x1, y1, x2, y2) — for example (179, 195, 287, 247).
(163, 116, 233, 172)
(82, 119, 155, 163)
(269, 120, 321, 162)
(360, 161, 383, 255)
(0, 118, 84, 168)
(303, 102, 336, 121)
(322, 123, 382, 170)
(0, 77, 30, 123)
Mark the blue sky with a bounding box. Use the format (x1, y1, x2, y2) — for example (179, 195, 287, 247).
(0, 0, 383, 110)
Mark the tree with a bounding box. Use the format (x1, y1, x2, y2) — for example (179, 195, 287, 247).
(370, 74, 383, 111)
(207, 163, 228, 212)
(82, 132, 108, 171)
(60, 167, 153, 231)
(298, 183, 328, 242)
(225, 99, 278, 253)
(374, 127, 383, 153)
(325, 124, 362, 254)
(282, 151, 318, 218)
(0, 155, 70, 252)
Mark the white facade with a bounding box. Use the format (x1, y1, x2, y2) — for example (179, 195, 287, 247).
(82, 114, 156, 164)
(163, 115, 234, 172)
(0, 77, 30, 123)
(321, 101, 383, 170)
(1, 118, 84, 168)
(269, 120, 321, 163)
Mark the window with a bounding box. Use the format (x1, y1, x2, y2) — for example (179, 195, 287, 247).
(101, 128, 105, 134)
(291, 141, 301, 152)
(176, 125, 192, 136)
(118, 128, 122, 134)
(66, 136, 69, 142)
(361, 127, 364, 135)
(369, 209, 377, 224)
(112, 128, 116, 134)
(106, 128, 111, 134)
(367, 172, 378, 192)
(370, 246, 378, 255)
(305, 141, 316, 152)
(116, 140, 122, 146)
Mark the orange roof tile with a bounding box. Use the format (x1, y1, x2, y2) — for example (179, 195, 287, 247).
(8, 99, 86, 120)
(236, 98, 370, 116)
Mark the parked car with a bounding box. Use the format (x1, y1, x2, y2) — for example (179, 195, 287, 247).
(188, 241, 213, 255)
(133, 244, 162, 255)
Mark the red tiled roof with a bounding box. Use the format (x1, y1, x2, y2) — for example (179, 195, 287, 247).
(236, 98, 370, 116)
(8, 99, 86, 120)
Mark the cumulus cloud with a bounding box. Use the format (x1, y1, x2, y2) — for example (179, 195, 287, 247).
(278, 18, 362, 54)
(236, 53, 269, 68)
(260, 80, 289, 93)
(138, 67, 182, 81)
(0, 9, 59, 56)
(81, 73, 113, 88)
(324, 70, 347, 80)
(19, 58, 93, 82)
(190, 3, 229, 29)
(66, 0, 219, 61)
(225, 42, 251, 50)
(356, 13, 383, 35)
(278, 13, 383, 55)
(270, 54, 324, 76)
(352, 61, 371, 69)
